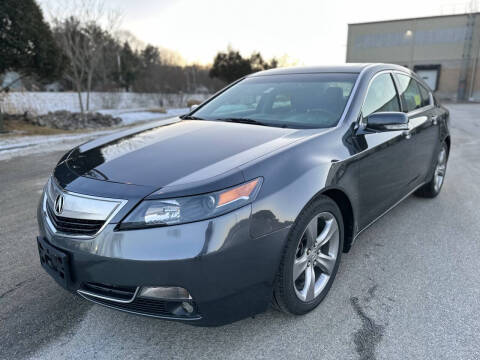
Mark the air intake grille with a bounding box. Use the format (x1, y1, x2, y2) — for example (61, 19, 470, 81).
(79, 282, 200, 319)
(83, 282, 137, 301)
(91, 296, 171, 316)
(46, 201, 104, 236)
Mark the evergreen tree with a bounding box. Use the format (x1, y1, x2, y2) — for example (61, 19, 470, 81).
(0, 0, 64, 86)
(117, 42, 140, 92)
(209, 49, 278, 84)
(0, 0, 64, 131)
(141, 45, 161, 67)
(209, 49, 252, 83)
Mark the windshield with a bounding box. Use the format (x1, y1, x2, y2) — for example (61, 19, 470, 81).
(192, 73, 358, 128)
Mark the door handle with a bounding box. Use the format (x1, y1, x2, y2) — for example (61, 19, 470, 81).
(431, 116, 439, 125)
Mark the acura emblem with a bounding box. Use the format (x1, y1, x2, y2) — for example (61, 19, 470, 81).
(54, 194, 64, 215)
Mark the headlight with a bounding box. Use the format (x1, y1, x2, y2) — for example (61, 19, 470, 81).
(118, 178, 262, 230)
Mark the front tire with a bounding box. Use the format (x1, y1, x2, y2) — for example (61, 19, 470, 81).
(273, 196, 344, 315)
(415, 143, 448, 198)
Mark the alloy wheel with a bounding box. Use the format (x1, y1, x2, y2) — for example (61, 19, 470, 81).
(293, 212, 340, 302)
(434, 147, 447, 192)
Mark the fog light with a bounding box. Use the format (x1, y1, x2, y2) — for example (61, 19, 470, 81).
(139, 286, 191, 300)
(182, 301, 194, 314)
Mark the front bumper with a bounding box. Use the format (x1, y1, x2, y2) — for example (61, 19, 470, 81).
(37, 200, 290, 326)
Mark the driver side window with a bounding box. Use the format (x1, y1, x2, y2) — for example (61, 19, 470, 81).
(362, 73, 400, 119)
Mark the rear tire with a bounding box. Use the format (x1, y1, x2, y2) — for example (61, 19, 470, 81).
(273, 196, 343, 315)
(415, 142, 448, 198)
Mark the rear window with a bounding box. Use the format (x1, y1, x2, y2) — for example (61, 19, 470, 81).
(396, 74, 424, 112)
(193, 73, 358, 129)
(418, 84, 431, 107)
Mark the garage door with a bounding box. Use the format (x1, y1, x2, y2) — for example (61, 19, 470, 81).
(415, 69, 438, 91)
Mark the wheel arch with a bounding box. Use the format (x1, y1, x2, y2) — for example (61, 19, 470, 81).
(271, 185, 354, 313)
(444, 135, 451, 156)
(320, 188, 355, 253)
(292, 186, 356, 253)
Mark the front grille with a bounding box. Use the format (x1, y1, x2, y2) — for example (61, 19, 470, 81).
(46, 201, 104, 236)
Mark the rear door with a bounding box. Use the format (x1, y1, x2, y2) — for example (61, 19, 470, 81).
(394, 73, 440, 185)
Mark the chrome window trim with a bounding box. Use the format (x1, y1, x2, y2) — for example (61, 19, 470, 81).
(356, 70, 435, 127)
(358, 70, 402, 121)
(42, 177, 127, 239)
(404, 104, 434, 117)
(77, 287, 140, 304)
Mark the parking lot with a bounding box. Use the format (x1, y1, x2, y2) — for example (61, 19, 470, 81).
(1, 104, 479, 360)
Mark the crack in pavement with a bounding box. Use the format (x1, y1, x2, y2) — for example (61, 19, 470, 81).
(350, 285, 385, 360)
(0, 278, 34, 300)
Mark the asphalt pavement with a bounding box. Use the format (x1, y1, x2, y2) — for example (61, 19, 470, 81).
(1, 104, 479, 360)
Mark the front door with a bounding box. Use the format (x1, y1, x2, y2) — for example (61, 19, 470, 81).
(345, 72, 417, 229)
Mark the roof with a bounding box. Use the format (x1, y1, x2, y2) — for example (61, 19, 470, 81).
(248, 63, 412, 77)
(248, 64, 373, 77)
(348, 12, 480, 26)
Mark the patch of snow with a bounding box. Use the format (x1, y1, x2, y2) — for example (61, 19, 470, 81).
(98, 107, 161, 115)
(101, 107, 188, 125)
(0, 110, 187, 161)
(2, 91, 208, 115)
(0, 130, 116, 161)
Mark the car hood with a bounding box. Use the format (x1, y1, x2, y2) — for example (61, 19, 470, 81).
(65, 118, 315, 188)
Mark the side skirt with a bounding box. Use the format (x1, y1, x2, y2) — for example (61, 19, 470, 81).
(352, 181, 426, 245)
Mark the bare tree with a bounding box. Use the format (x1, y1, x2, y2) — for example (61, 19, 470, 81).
(114, 30, 145, 52)
(49, 0, 121, 114)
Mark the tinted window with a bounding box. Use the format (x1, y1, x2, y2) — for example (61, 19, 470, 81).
(418, 83, 431, 107)
(362, 73, 400, 118)
(193, 73, 358, 129)
(396, 74, 423, 112)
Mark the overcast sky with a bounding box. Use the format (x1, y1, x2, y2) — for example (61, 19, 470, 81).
(38, 0, 478, 65)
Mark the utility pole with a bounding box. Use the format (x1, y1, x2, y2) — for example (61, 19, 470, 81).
(0, 95, 5, 133)
(458, 11, 476, 101)
(468, 19, 480, 100)
(468, 0, 480, 100)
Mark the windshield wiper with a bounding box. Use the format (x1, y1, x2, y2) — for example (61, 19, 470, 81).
(214, 117, 269, 126)
(180, 115, 204, 120)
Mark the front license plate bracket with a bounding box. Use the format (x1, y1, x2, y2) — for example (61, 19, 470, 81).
(37, 237, 70, 288)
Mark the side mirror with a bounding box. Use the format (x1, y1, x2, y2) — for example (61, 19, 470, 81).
(365, 112, 409, 132)
(189, 104, 199, 112)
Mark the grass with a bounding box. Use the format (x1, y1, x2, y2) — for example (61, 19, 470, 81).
(187, 99, 201, 107)
(146, 107, 167, 113)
